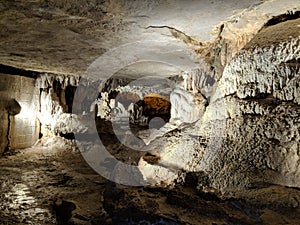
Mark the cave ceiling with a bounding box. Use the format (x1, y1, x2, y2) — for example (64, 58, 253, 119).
(0, 0, 299, 78)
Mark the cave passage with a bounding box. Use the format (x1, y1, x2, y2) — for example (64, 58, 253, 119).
(0, 1, 300, 224)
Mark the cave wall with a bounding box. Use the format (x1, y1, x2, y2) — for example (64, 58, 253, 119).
(138, 16, 300, 193)
(0, 72, 83, 155)
(0, 73, 40, 154)
(201, 21, 300, 191)
(36, 74, 80, 137)
(0, 98, 8, 155)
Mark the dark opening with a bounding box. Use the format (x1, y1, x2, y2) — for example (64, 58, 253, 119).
(0, 64, 39, 78)
(263, 11, 300, 27)
(65, 85, 77, 113)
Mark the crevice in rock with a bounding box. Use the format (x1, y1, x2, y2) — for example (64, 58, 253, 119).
(145, 25, 203, 46)
(282, 58, 300, 69)
(5, 114, 10, 151)
(263, 11, 300, 28)
(0, 64, 40, 78)
(59, 132, 75, 140)
(143, 152, 160, 165)
(65, 85, 77, 113)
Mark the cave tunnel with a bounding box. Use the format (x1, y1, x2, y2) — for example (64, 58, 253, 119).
(112, 90, 171, 128)
(92, 62, 178, 162)
(142, 93, 171, 129)
(0, 1, 300, 224)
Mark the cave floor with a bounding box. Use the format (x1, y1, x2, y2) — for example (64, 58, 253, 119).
(0, 139, 300, 225)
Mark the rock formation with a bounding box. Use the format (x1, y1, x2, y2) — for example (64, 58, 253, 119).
(0, 0, 300, 224)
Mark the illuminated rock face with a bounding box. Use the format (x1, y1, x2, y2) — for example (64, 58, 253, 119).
(170, 89, 206, 124)
(37, 74, 80, 137)
(198, 19, 300, 192)
(0, 73, 82, 147)
(143, 94, 171, 119)
(0, 74, 40, 154)
(139, 18, 300, 193)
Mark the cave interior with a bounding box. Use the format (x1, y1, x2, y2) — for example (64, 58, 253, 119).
(0, 0, 300, 224)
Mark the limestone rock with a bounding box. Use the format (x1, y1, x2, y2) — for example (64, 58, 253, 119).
(139, 18, 300, 193)
(170, 88, 207, 124)
(143, 94, 171, 117)
(199, 19, 300, 192)
(51, 113, 88, 135)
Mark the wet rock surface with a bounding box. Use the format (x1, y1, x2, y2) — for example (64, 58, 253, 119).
(0, 140, 109, 225)
(1, 137, 300, 225)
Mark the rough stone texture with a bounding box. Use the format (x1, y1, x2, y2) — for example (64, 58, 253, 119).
(37, 73, 80, 136)
(214, 38, 300, 102)
(51, 113, 88, 135)
(199, 19, 300, 192)
(37, 73, 80, 90)
(12, 9, 297, 195)
(196, 3, 300, 81)
(0, 2, 300, 224)
(0, 73, 40, 153)
(137, 17, 300, 194)
(2, 139, 300, 224)
(170, 88, 206, 124)
(0, 0, 108, 75)
(181, 66, 216, 99)
(1, 0, 299, 78)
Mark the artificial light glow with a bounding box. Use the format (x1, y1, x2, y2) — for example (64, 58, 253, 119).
(17, 102, 34, 119)
(37, 112, 53, 125)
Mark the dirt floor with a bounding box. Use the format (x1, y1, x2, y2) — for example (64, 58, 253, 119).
(0, 138, 108, 225)
(1, 136, 300, 225)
